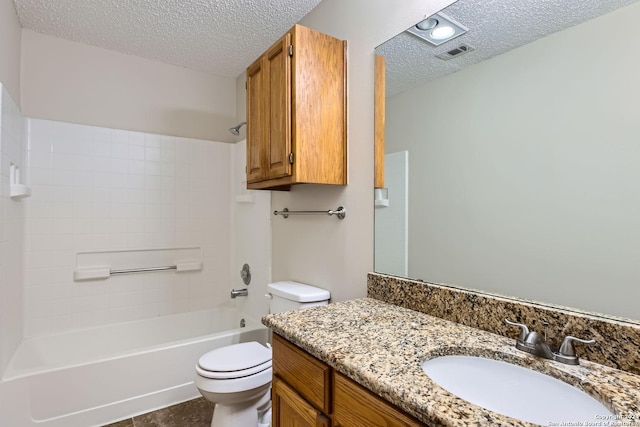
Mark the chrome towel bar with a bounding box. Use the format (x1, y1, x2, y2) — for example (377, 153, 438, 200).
(273, 206, 346, 220)
(74, 260, 203, 281)
(110, 265, 176, 275)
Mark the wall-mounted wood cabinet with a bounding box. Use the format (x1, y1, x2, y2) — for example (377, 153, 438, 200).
(374, 54, 386, 189)
(272, 334, 423, 427)
(246, 24, 347, 190)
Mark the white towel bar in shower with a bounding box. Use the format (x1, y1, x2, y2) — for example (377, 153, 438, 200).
(74, 261, 203, 281)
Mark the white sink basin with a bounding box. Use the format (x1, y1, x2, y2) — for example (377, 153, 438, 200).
(421, 355, 613, 425)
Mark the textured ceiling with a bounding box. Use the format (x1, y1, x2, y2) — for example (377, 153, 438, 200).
(377, 0, 640, 97)
(14, 0, 639, 90)
(13, 0, 323, 78)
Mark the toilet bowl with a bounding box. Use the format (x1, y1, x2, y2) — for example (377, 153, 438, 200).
(195, 281, 331, 427)
(195, 341, 272, 427)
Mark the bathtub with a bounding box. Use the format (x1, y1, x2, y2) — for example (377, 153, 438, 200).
(0, 307, 268, 427)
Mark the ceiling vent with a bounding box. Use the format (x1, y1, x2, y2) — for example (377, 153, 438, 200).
(436, 43, 475, 60)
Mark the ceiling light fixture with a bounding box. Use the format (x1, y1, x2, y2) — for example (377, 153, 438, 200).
(431, 26, 456, 40)
(415, 17, 438, 31)
(407, 12, 468, 46)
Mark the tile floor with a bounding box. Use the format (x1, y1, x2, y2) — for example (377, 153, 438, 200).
(102, 398, 214, 427)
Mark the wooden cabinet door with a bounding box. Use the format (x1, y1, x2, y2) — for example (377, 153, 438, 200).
(245, 24, 346, 190)
(374, 54, 386, 189)
(273, 376, 331, 427)
(265, 32, 292, 180)
(272, 334, 332, 414)
(246, 56, 266, 183)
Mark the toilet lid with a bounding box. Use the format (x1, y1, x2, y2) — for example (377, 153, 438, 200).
(198, 342, 272, 374)
(196, 360, 271, 379)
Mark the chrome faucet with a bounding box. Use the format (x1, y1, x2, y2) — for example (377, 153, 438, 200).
(505, 319, 595, 365)
(230, 288, 248, 298)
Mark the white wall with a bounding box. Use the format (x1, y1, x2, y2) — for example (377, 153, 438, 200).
(256, 0, 455, 302)
(7, 0, 461, 342)
(232, 72, 247, 143)
(24, 118, 233, 336)
(21, 30, 237, 143)
(0, 8, 274, 342)
(374, 151, 408, 277)
(385, 2, 640, 319)
(0, 0, 21, 105)
(0, 84, 25, 374)
(229, 140, 272, 318)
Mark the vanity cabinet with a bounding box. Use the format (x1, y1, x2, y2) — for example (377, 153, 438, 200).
(272, 334, 424, 427)
(245, 24, 347, 190)
(332, 372, 423, 427)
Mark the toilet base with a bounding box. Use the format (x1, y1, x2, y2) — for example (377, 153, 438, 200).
(205, 386, 271, 427)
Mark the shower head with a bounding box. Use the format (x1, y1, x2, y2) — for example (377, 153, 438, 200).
(228, 121, 247, 136)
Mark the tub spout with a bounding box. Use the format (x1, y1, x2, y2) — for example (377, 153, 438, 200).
(230, 288, 248, 298)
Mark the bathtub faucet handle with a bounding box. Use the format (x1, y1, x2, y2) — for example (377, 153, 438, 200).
(230, 288, 248, 299)
(240, 263, 251, 285)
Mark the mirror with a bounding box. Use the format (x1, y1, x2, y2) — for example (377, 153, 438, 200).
(374, 0, 640, 322)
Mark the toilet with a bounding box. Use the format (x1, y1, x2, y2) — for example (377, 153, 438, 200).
(195, 281, 331, 427)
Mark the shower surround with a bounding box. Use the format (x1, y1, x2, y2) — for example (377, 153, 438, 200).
(0, 107, 272, 423)
(23, 118, 235, 337)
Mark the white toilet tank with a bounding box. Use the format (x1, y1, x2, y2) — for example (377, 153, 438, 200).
(267, 281, 330, 313)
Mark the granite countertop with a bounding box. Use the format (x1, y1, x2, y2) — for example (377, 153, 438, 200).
(262, 298, 640, 427)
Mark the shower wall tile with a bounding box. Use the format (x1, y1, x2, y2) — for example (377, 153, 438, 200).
(24, 118, 232, 338)
(229, 140, 272, 319)
(0, 84, 26, 376)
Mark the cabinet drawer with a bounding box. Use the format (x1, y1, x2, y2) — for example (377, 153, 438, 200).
(333, 372, 424, 427)
(273, 334, 331, 414)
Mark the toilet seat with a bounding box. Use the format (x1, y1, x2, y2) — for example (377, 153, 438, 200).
(196, 360, 271, 379)
(196, 341, 272, 381)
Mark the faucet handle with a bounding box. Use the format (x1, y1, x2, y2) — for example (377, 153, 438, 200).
(505, 319, 530, 342)
(558, 336, 595, 357)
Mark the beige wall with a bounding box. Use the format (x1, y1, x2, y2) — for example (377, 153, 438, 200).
(385, 2, 640, 319)
(0, 0, 22, 104)
(232, 71, 247, 143)
(234, 0, 455, 302)
(21, 30, 237, 142)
